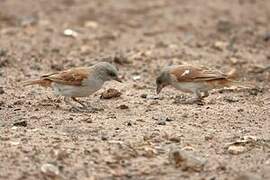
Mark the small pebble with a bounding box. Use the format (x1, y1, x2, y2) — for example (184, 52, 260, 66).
(113, 53, 130, 65)
(157, 121, 166, 125)
(165, 117, 174, 122)
(248, 88, 263, 96)
(152, 115, 174, 125)
(169, 136, 181, 143)
(100, 89, 122, 99)
(0, 87, 4, 94)
(213, 41, 226, 51)
(13, 120, 27, 127)
(237, 108, 244, 112)
(41, 163, 60, 177)
(228, 145, 246, 155)
(263, 32, 270, 42)
(101, 136, 108, 141)
(0, 48, 7, 57)
(19, 16, 38, 26)
(146, 95, 160, 100)
(224, 96, 239, 103)
(10, 141, 20, 145)
(51, 64, 62, 71)
(204, 134, 214, 141)
(140, 94, 147, 98)
(169, 148, 206, 172)
(234, 173, 262, 180)
(182, 113, 188, 118)
(83, 118, 92, 123)
(117, 104, 129, 109)
(132, 75, 141, 81)
(84, 20, 98, 28)
(63, 29, 78, 38)
(217, 19, 232, 33)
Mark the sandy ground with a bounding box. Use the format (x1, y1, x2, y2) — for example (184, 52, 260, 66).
(0, 0, 270, 179)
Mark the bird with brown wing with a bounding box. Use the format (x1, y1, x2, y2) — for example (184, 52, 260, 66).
(23, 62, 122, 111)
(156, 65, 239, 104)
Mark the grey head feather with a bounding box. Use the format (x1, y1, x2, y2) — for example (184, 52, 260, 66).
(156, 66, 173, 85)
(156, 66, 173, 94)
(94, 62, 119, 81)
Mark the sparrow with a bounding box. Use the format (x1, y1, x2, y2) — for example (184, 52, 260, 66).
(23, 62, 122, 111)
(156, 64, 236, 104)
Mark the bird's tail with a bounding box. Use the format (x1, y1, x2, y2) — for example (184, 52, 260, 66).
(22, 79, 51, 87)
(226, 68, 239, 81)
(226, 68, 255, 88)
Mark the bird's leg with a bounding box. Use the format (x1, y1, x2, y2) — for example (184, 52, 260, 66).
(201, 91, 209, 98)
(64, 97, 84, 112)
(71, 97, 87, 109)
(71, 97, 100, 113)
(46, 95, 60, 103)
(182, 90, 204, 104)
(53, 96, 62, 104)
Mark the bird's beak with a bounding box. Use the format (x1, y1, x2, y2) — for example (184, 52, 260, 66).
(115, 76, 122, 83)
(156, 85, 163, 94)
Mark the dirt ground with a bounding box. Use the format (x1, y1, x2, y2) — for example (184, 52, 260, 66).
(0, 0, 270, 179)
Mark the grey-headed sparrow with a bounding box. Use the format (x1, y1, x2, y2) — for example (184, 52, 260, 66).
(156, 65, 236, 104)
(23, 62, 122, 111)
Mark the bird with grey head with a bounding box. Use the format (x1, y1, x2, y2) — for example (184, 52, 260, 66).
(156, 64, 239, 104)
(23, 62, 122, 112)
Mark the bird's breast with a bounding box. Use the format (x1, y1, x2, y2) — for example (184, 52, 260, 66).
(173, 82, 207, 93)
(51, 80, 104, 97)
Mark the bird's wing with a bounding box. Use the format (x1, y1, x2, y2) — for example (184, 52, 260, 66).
(42, 67, 90, 86)
(171, 65, 227, 82)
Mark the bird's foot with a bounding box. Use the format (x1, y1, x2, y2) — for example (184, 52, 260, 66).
(86, 106, 104, 113)
(181, 98, 205, 105)
(69, 105, 103, 113)
(173, 95, 187, 104)
(69, 106, 85, 113)
(175, 98, 204, 105)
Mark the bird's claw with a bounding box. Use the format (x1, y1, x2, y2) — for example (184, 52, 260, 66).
(69, 106, 103, 113)
(184, 98, 204, 105)
(175, 98, 205, 105)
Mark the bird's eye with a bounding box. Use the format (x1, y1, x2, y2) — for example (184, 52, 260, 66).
(108, 71, 116, 77)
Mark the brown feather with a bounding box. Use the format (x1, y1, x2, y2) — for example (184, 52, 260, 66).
(42, 67, 89, 86)
(23, 67, 90, 87)
(23, 79, 52, 87)
(206, 78, 232, 89)
(170, 65, 227, 82)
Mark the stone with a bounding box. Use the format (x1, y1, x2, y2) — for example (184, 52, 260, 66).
(84, 21, 98, 28)
(169, 148, 206, 172)
(217, 19, 233, 33)
(213, 41, 227, 51)
(40, 163, 60, 178)
(41, 163, 60, 177)
(234, 173, 261, 180)
(228, 145, 246, 155)
(132, 75, 141, 81)
(63, 29, 78, 38)
(0, 87, 4, 94)
(263, 32, 270, 42)
(224, 96, 240, 103)
(157, 121, 166, 125)
(117, 104, 129, 109)
(140, 94, 147, 98)
(100, 89, 122, 99)
(13, 120, 27, 127)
